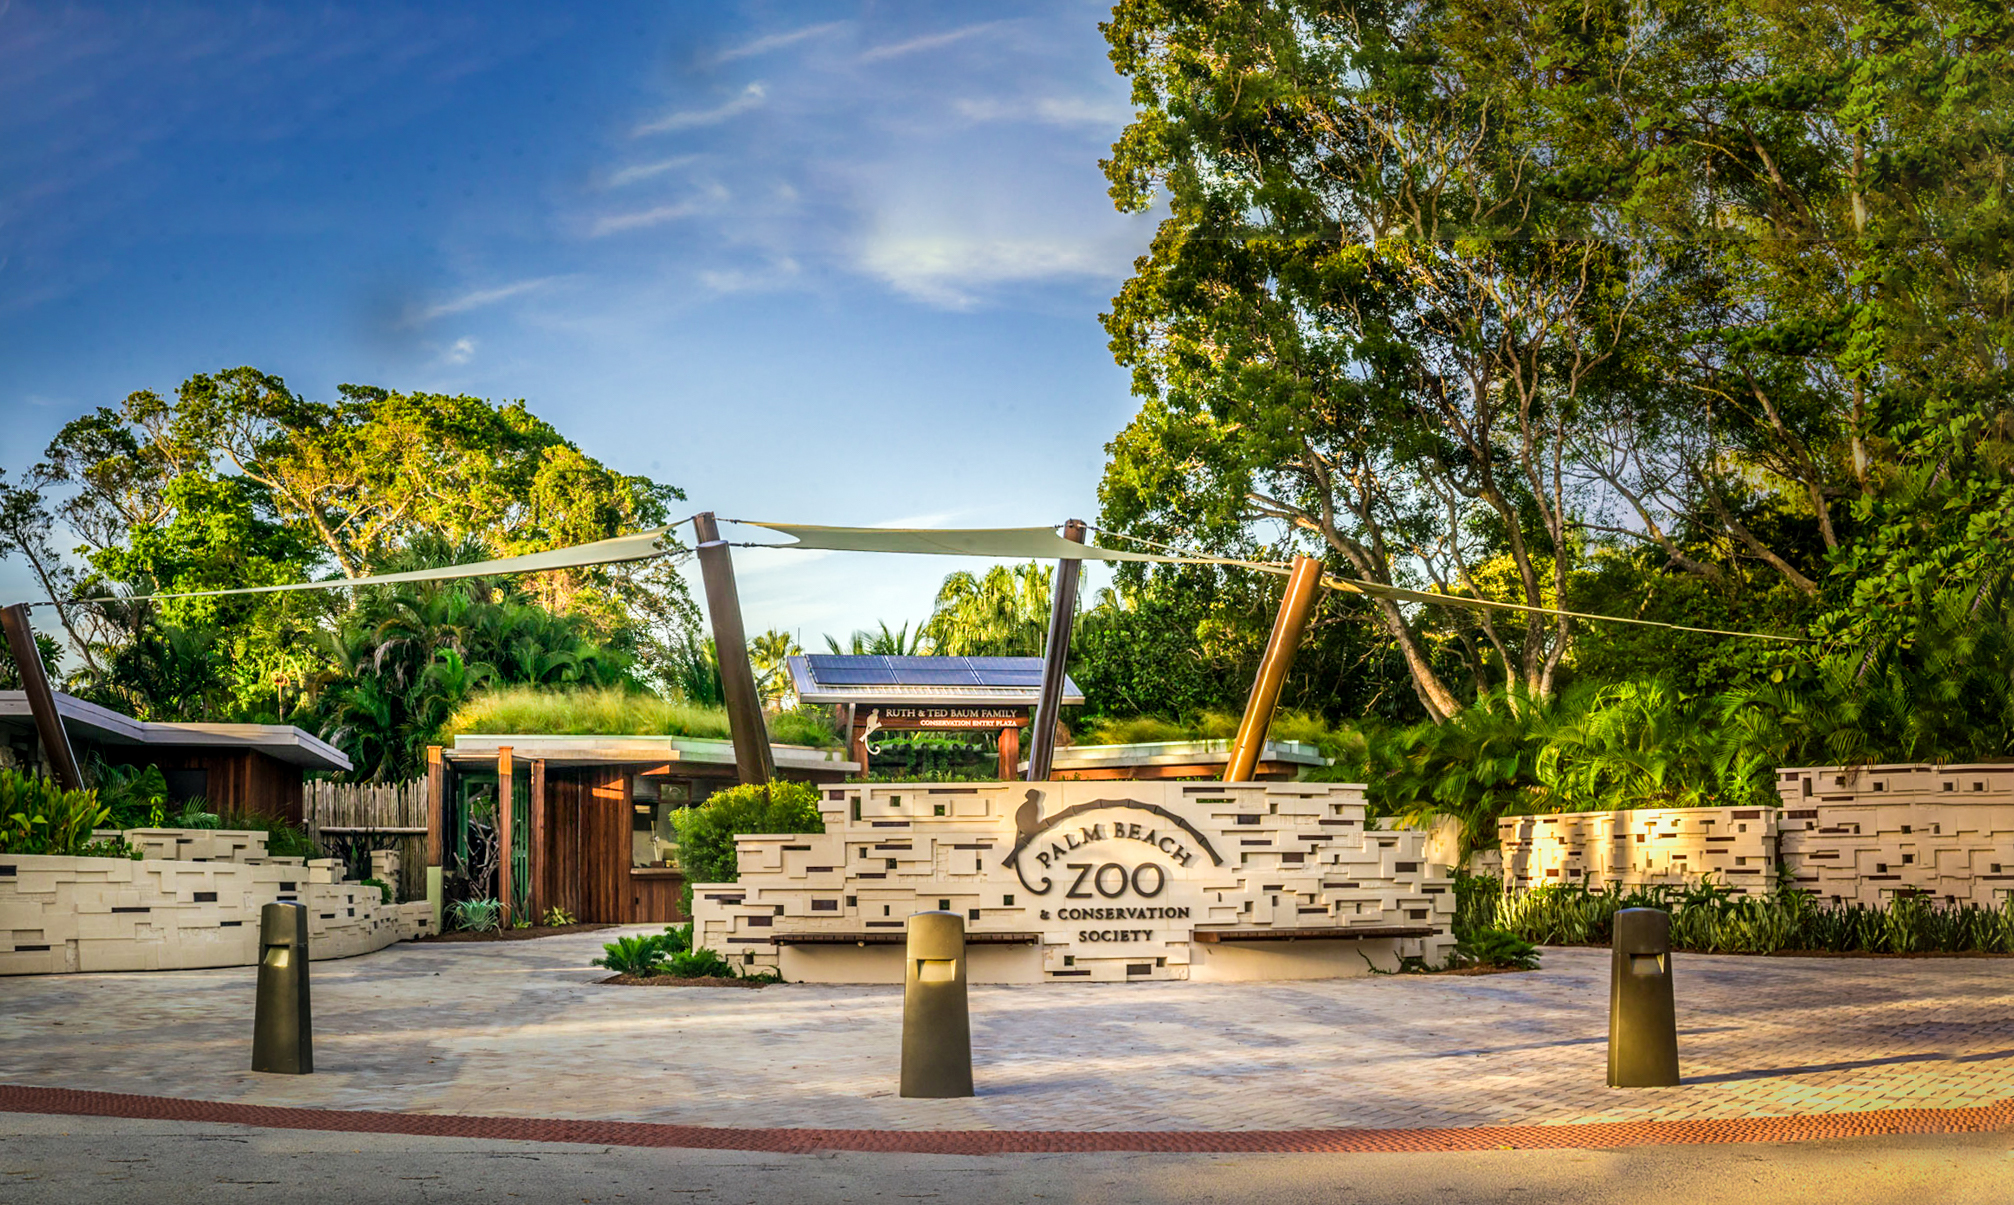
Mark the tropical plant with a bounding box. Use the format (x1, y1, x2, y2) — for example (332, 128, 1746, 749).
(668, 946, 736, 979)
(1451, 929, 1541, 971)
(749, 629, 803, 708)
(591, 924, 693, 976)
(593, 932, 671, 976)
(541, 906, 577, 927)
(447, 897, 503, 933)
(0, 769, 112, 856)
(922, 563, 1051, 657)
(823, 621, 929, 656)
(91, 762, 172, 829)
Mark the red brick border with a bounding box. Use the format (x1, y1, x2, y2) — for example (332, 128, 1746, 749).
(2, 1085, 2011, 1154)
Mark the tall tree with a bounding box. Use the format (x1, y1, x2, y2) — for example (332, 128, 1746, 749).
(922, 564, 1052, 657)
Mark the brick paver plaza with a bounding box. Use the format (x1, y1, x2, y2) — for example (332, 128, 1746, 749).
(1, 930, 2009, 1148)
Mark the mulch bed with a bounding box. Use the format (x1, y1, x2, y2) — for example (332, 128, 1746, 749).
(599, 974, 769, 988)
(1431, 964, 1536, 976)
(414, 924, 617, 944)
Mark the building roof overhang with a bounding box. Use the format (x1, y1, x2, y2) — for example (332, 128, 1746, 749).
(445, 733, 859, 774)
(0, 691, 352, 772)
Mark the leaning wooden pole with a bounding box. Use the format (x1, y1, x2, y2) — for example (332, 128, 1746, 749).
(2, 603, 84, 791)
(1025, 519, 1086, 782)
(693, 512, 774, 785)
(1224, 556, 1324, 782)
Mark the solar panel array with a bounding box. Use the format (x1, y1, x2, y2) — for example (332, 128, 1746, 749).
(801, 655, 1046, 689)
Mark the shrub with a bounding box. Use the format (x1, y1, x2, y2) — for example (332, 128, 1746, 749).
(448, 897, 503, 933)
(592, 925, 696, 976)
(77, 836, 143, 860)
(541, 906, 577, 927)
(668, 946, 735, 979)
(0, 769, 111, 856)
(1453, 928, 1542, 970)
(594, 933, 669, 975)
(92, 763, 170, 829)
(1490, 881, 2014, 955)
(360, 878, 392, 904)
(670, 781, 823, 913)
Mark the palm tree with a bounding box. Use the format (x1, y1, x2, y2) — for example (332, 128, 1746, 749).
(922, 563, 1053, 657)
(749, 629, 803, 708)
(822, 621, 929, 656)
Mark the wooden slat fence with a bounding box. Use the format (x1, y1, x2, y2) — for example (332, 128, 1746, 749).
(305, 779, 429, 902)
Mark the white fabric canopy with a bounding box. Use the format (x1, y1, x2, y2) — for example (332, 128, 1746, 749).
(67, 527, 677, 606)
(52, 514, 1803, 643)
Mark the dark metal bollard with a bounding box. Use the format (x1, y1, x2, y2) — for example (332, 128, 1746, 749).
(1608, 907, 1679, 1087)
(252, 901, 313, 1074)
(900, 911, 973, 1098)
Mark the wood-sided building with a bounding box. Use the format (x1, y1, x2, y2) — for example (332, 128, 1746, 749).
(429, 733, 857, 926)
(0, 690, 351, 822)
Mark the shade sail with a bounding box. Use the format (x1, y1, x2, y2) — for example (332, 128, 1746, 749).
(66, 526, 677, 606)
(732, 521, 1181, 562)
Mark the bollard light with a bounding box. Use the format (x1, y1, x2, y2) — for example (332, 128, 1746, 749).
(1607, 907, 1679, 1087)
(900, 910, 973, 1098)
(252, 901, 313, 1075)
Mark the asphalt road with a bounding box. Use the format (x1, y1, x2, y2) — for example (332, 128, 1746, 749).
(0, 1115, 2008, 1205)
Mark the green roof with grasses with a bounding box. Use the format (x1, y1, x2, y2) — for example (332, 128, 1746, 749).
(442, 686, 839, 747)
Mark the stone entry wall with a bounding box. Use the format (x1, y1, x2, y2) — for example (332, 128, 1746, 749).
(692, 780, 1455, 984)
(0, 827, 433, 976)
(1497, 764, 2014, 908)
(1774, 764, 2014, 907)
(1498, 806, 1780, 895)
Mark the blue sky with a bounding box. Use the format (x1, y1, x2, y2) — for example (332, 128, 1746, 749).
(0, 1, 1151, 645)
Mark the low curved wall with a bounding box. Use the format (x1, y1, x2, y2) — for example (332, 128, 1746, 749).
(0, 846, 433, 975)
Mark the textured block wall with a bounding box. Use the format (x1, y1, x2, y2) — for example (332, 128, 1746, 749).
(693, 781, 1455, 983)
(1775, 764, 2014, 907)
(1497, 806, 1780, 895)
(0, 850, 434, 975)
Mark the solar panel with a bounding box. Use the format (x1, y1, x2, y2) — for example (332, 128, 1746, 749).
(800, 654, 1067, 692)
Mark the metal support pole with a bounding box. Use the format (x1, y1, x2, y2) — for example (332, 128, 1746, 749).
(693, 512, 774, 785)
(1025, 519, 1085, 782)
(1224, 555, 1323, 782)
(1, 603, 83, 792)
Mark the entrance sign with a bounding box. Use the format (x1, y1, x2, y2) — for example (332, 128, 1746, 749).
(693, 781, 1455, 983)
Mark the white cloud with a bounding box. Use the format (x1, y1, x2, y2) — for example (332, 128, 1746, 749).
(855, 231, 1129, 308)
(405, 276, 559, 325)
(954, 95, 1133, 128)
(605, 155, 698, 188)
(635, 83, 766, 135)
(441, 337, 476, 365)
(590, 202, 702, 236)
(860, 22, 1007, 63)
(718, 21, 846, 62)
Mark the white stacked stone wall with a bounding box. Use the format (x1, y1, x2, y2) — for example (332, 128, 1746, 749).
(1498, 806, 1780, 895)
(1496, 766, 2014, 908)
(0, 827, 433, 976)
(1775, 764, 2014, 907)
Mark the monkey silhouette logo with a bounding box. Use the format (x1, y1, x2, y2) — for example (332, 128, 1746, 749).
(1014, 789, 1044, 841)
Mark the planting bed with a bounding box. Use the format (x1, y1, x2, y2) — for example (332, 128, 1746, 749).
(415, 923, 616, 944)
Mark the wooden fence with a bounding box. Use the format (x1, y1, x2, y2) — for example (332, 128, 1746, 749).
(305, 778, 428, 902)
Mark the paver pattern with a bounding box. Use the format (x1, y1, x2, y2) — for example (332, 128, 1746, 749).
(0, 929, 2008, 1133)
